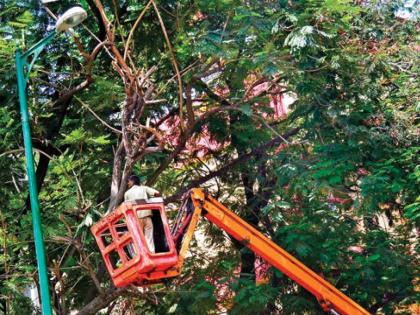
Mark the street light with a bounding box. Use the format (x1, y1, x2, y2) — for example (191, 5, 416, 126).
(56, 7, 88, 32)
(15, 6, 87, 315)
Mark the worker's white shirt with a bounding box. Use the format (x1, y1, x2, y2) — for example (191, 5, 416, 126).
(124, 185, 159, 218)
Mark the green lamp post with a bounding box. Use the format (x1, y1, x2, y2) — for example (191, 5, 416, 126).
(15, 6, 87, 315)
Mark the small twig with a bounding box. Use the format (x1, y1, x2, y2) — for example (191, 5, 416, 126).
(138, 65, 158, 87)
(11, 174, 21, 193)
(155, 60, 200, 97)
(43, 6, 58, 20)
(81, 23, 116, 61)
(151, 0, 184, 130)
(221, 13, 231, 41)
(123, 0, 153, 61)
(74, 96, 122, 134)
(86, 40, 110, 73)
(0, 149, 23, 158)
(252, 113, 290, 144)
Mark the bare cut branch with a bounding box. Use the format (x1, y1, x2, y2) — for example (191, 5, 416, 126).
(94, 0, 132, 78)
(76, 287, 127, 315)
(137, 65, 158, 88)
(144, 146, 160, 153)
(59, 78, 94, 104)
(42, 6, 57, 20)
(86, 40, 111, 74)
(121, 102, 133, 156)
(85, 0, 107, 40)
(128, 123, 163, 143)
(93, 0, 114, 41)
(11, 174, 20, 193)
(145, 99, 167, 105)
(0, 149, 22, 158)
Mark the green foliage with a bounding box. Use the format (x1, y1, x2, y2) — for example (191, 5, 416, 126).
(404, 197, 420, 224)
(174, 279, 217, 314)
(230, 280, 279, 315)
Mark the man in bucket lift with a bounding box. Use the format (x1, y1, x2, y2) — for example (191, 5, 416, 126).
(124, 175, 160, 253)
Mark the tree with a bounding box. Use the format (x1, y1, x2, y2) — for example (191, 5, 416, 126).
(0, 0, 418, 314)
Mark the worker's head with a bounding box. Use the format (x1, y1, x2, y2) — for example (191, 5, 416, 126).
(127, 175, 140, 188)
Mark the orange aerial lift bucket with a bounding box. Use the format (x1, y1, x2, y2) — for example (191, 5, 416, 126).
(92, 189, 370, 315)
(91, 198, 180, 287)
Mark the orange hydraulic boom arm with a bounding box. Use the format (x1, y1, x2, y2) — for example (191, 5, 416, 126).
(174, 188, 370, 315)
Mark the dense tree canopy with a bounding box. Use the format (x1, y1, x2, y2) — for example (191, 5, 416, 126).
(0, 0, 418, 314)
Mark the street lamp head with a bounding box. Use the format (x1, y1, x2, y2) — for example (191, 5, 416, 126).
(56, 6, 87, 32)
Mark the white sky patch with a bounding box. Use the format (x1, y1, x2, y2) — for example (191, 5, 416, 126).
(396, 0, 419, 20)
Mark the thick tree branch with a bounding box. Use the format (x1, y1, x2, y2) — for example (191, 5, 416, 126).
(76, 287, 127, 315)
(123, 0, 153, 61)
(108, 141, 125, 212)
(85, 0, 107, 40)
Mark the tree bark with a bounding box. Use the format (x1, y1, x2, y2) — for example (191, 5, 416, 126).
(76, 287, 127, 315)
(107, 142, 125, 212)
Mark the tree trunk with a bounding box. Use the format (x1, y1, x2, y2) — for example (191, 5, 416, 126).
(107, 142, 125, 212)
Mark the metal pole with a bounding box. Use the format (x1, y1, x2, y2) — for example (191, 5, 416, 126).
(15, 49, 53, 315)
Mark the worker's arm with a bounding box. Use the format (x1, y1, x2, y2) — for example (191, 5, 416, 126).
(146, 186, 160, 197)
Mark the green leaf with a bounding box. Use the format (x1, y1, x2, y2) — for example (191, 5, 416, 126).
(239, 104, 252, 116)
(61, 128, 86, 144)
